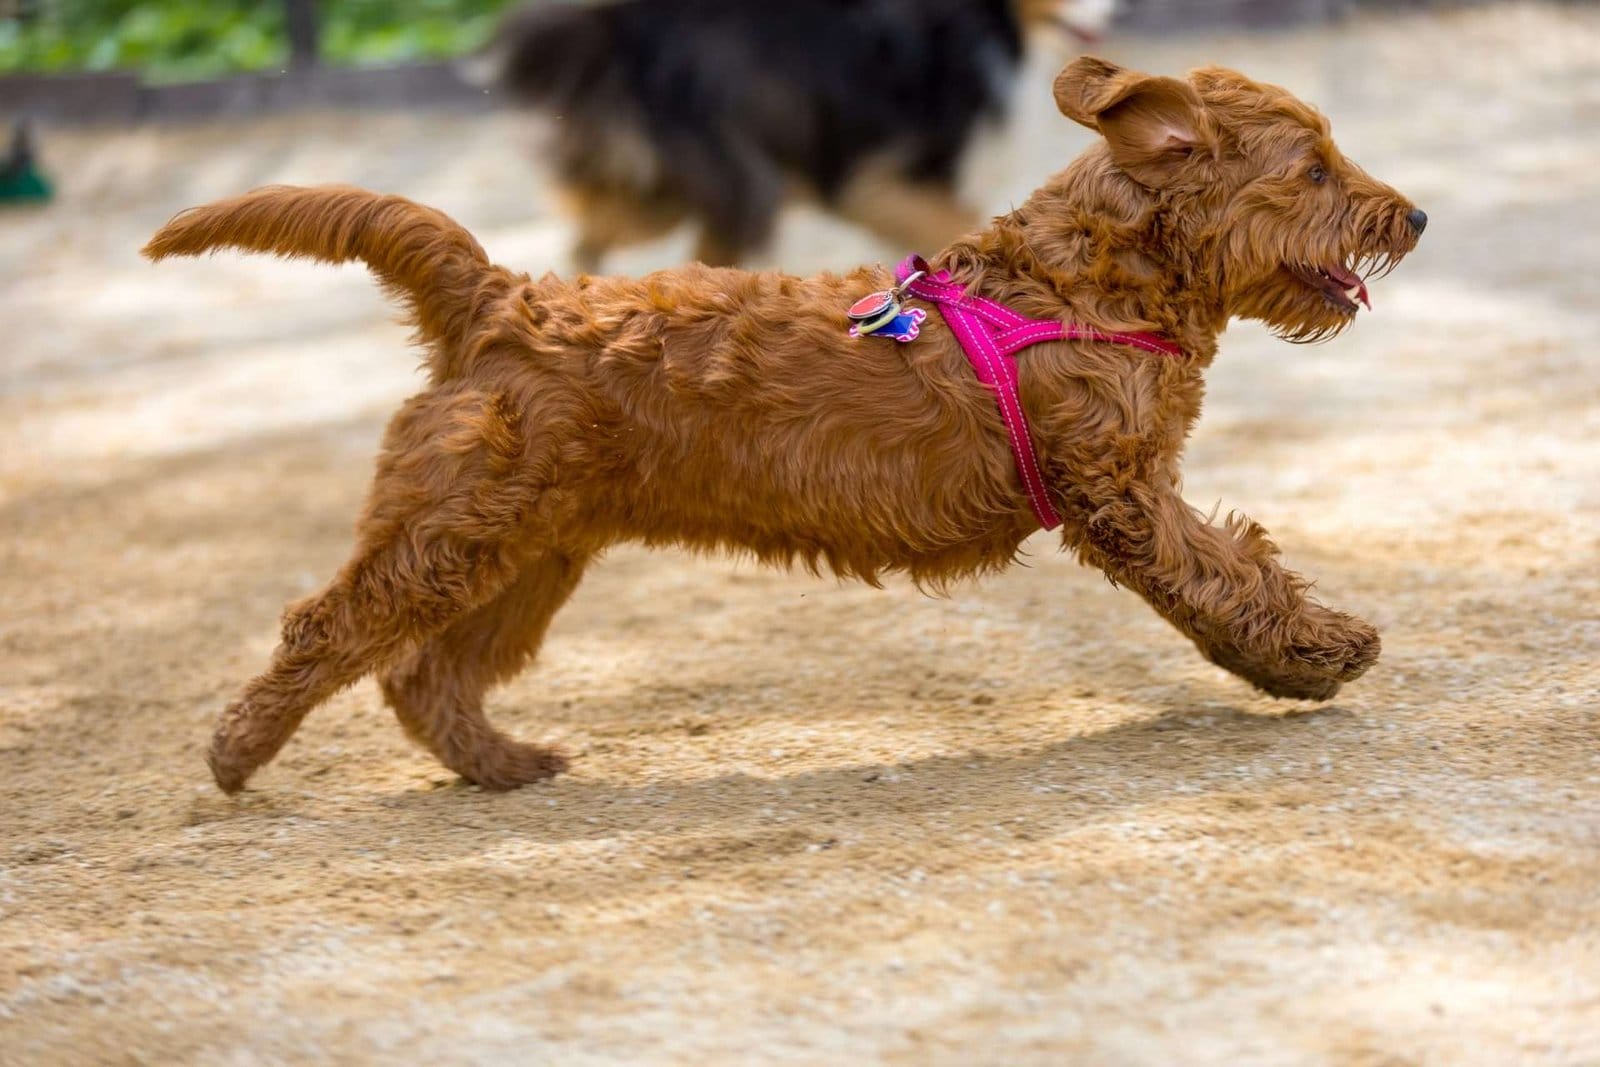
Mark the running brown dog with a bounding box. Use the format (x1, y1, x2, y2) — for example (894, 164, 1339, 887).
(144, 57, 1426, 793)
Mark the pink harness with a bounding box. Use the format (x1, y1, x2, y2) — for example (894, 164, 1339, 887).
(892, 254, 1182, 530)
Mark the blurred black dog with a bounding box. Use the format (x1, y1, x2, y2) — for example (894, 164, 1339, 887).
(475, 0, 1114, 269)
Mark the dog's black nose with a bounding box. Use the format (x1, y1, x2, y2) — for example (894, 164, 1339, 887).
(1406, 208, 1428, 234)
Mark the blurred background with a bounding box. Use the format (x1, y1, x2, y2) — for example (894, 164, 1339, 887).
(3, 2, 1599, 1064)
(1, 0, 505, 81)
(0, 0, 1359, 85)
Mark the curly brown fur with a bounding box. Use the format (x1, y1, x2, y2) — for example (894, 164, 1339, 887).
(144, 57, 1423, 793)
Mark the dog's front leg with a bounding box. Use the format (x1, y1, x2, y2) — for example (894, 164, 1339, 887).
(1064, 478, 1379, 700)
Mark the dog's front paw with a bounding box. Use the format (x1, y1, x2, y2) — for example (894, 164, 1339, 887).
(1288, 606, 1381, 683)
(1198, 608, 1380, 702)
(1200, 641, 1340, 701)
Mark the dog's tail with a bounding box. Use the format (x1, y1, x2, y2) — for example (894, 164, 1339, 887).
(142, 185, 513, 372)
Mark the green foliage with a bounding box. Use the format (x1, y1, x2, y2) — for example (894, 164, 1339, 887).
(321, 0, 510, 67)
(0, 0, 516, 81)
(0, 1, 287, 80)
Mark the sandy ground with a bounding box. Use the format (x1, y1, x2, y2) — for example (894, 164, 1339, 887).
(2, 4, 1599, 1063)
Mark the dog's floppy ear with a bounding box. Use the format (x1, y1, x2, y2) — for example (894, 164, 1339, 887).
(1054, 56, 1212, 188)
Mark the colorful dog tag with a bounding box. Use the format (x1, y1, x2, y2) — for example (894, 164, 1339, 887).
(849, 306, 926, 342)
(846, 270, 926, 342)
(847, 289, 903, 334)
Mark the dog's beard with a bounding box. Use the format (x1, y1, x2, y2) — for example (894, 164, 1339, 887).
(1231, 241, 1410, 344)
(1231, 270, 1360, 345)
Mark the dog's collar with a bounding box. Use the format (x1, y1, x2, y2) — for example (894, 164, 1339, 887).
(889, 254, 1182, 530)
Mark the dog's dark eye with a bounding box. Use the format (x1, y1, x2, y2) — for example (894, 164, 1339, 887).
(1309, 164, 1328, 184)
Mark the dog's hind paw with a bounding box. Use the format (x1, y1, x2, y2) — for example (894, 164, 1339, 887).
(459, 741, 570, 792)
(207, 699, 272, 794)
(207, 747, 251, 795)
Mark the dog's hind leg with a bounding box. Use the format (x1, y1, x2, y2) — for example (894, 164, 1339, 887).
(377, 552, 587, 790)
(207, 389, 562, 793)
(207, 528, 526, 793)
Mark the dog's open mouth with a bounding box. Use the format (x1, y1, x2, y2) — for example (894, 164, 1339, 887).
(1288, 261, 1371, 313)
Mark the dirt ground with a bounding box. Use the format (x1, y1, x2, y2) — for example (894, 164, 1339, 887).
(2, 4, 1598, 1063)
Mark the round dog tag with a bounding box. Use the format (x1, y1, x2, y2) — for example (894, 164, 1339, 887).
(847, 290, 902, 334)
(848, 290, 895, 320)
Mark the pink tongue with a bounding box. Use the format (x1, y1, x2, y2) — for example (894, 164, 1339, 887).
(1326, 263, 1372, 310)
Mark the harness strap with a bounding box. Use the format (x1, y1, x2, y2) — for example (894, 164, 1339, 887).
(893, 254, 1181, 531)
